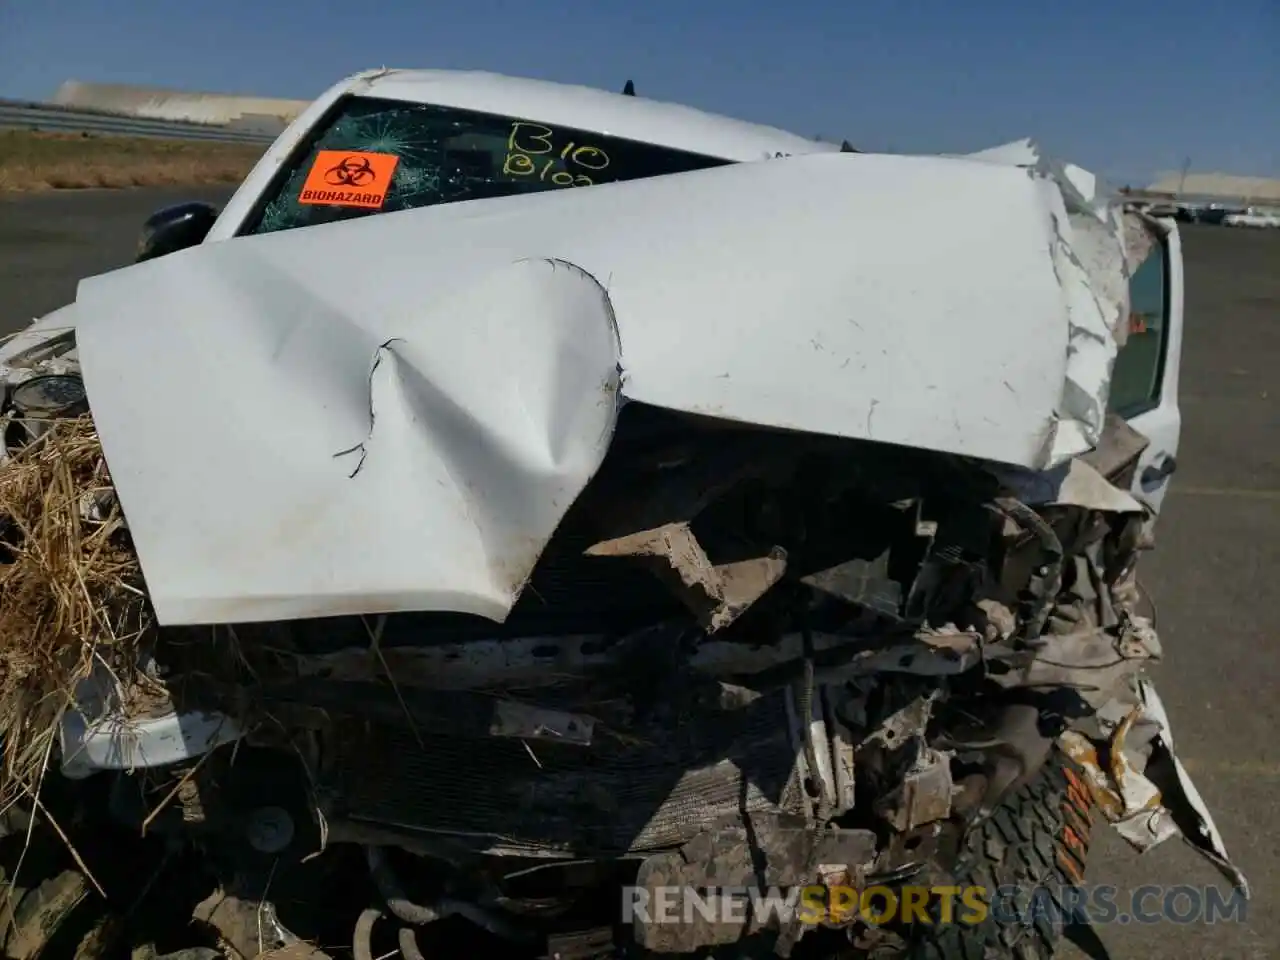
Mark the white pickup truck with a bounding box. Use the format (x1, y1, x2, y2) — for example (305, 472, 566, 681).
(0, 69, 1244, 960)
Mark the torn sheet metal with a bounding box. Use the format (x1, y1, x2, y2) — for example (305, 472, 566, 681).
(67, 150, 1134, 625)
(995, 621, 1163, 713)
(58, 661, 243, 779)
(1059, 677, 1248, 898)
(585, 522, 787, 631)
(987, 457, 1146, 513)
(0, 303, 80, 388)
(1134, 678, 1249, 896)
(961, 138, 1150, 446)
(1059, 720, 1175, 849)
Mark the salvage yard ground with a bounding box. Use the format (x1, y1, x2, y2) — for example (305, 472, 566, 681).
(0, 131, 263, 192)
(0, 192, 1275, 959)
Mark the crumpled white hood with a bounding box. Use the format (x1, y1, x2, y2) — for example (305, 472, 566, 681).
(67, 150, 1135, 625)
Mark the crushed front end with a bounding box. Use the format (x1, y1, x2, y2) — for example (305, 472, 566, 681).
(0, 149, 1246, 960)
(9, 400, 1241, 959)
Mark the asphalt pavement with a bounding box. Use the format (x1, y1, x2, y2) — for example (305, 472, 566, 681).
(0, 189, 1276, 958)
(1054, 224, 1278, 960)
(0, 186, 235, 334)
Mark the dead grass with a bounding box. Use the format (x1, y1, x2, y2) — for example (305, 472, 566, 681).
(0, 130, 264, 193)
(0, 413, 152, 809)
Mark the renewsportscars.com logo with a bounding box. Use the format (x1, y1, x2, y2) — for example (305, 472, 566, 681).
(623, 884, 1248, 928)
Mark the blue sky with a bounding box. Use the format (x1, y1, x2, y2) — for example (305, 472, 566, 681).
(2, 0, 1275, 185)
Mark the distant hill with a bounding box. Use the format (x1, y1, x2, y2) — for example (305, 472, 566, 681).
(1146, 172, 1280, 203)
(52, 80, 309, 126)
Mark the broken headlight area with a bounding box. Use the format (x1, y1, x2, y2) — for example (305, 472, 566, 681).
(0, 399, 1238, 958)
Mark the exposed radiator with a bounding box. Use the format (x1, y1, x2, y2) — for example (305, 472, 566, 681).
(320, 685, 807, 857)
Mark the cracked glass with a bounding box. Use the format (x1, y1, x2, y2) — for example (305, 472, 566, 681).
(239, 96, 730, 237)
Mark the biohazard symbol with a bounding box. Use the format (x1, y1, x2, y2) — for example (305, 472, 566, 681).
(298, 150, 400, 209)
(324, 155, 377, 188)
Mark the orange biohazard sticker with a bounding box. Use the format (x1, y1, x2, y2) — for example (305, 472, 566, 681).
(298, 150, 400, 209)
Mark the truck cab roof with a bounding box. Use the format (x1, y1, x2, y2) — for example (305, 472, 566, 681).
(207, 67, 844, 242)
(337, 68, 839, 163)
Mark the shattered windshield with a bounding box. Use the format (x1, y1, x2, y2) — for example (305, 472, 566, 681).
(239, 96, 731, 236)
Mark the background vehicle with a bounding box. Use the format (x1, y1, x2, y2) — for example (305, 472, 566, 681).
(1223, 207, 1280, 228)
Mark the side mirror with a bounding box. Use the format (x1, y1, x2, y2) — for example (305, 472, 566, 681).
(135, 202, 219, 263)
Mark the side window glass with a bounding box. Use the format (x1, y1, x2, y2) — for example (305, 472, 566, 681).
(1108, 245, 1167, 418)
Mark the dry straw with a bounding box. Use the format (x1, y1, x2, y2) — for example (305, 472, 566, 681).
(0, 130, 264, 193)
(0, 413, 153, 810)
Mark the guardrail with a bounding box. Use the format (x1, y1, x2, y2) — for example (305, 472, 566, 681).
(0, 100, 281, 144)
